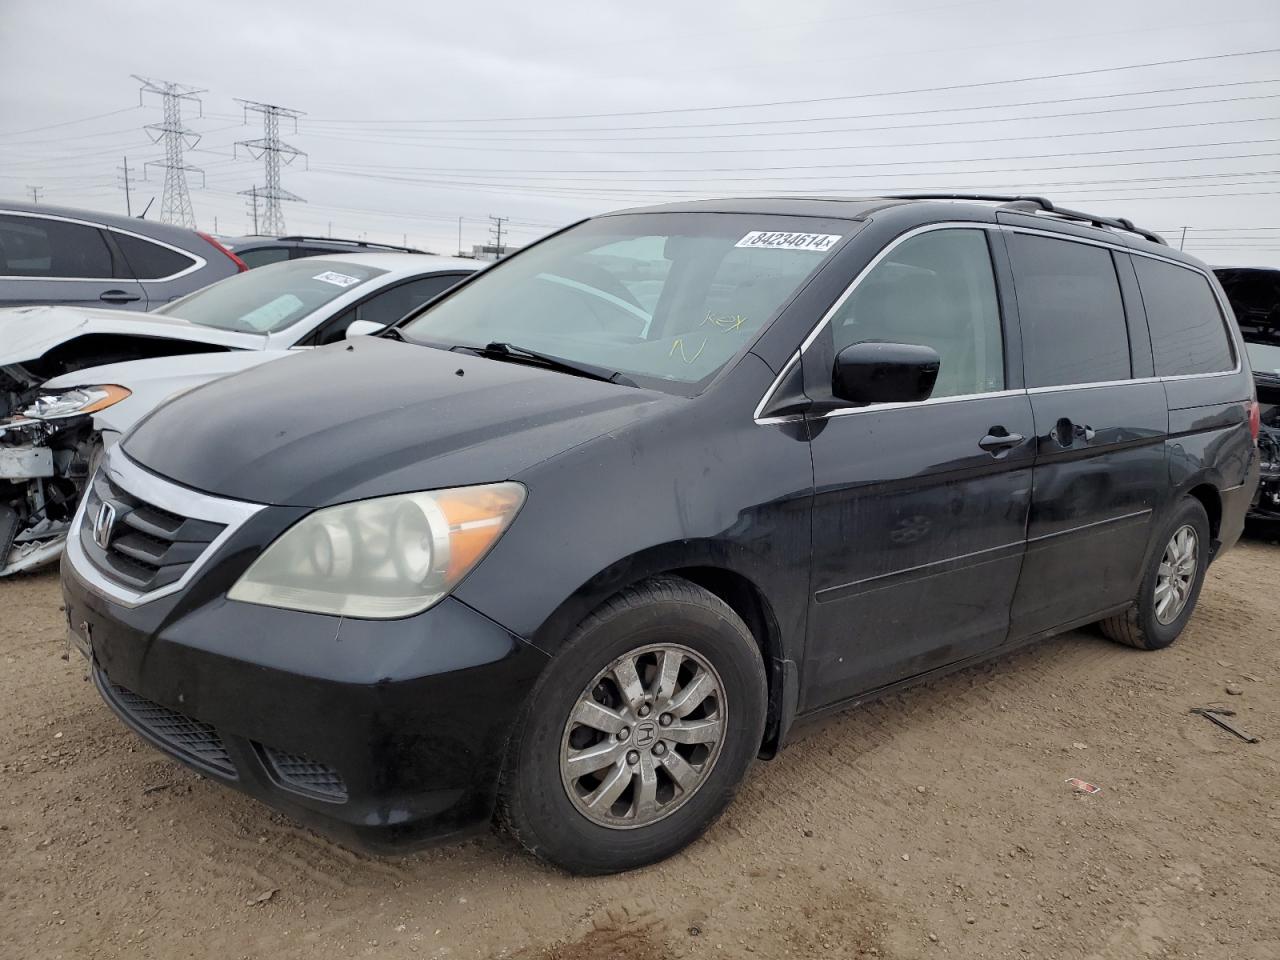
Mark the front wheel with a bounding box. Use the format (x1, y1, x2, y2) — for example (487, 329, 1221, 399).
(499, 577, 767, 875)
(1100, 497, 1211, 650)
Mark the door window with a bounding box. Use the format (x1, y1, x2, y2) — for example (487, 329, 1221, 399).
(1134, 258, 1234, 376)
(312, 273, 468, 345)
(111, 232, 196, 279)
(0, 214, 113, 278)
(830, 228, 1004, 398)
(1008, 234, 1131, 388)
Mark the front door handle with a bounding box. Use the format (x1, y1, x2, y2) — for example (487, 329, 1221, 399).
(99, 289, 141, 304)
(979, 428, 1024, 456)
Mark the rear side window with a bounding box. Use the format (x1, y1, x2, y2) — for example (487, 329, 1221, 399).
(1008, 234, 1130, 388)
(111, 231, 196, 279)
(0, 214, 113, 278)
(239, 247, 290, 268)
(1135, 258, 1234, 376)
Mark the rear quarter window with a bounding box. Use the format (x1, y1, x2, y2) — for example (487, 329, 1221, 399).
(111, 231, 196, 279)
(1134, 258, 1235, 376)
(1007, 233, 1131, 388)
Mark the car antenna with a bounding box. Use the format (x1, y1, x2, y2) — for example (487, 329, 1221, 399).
(137, 197, 155, 219)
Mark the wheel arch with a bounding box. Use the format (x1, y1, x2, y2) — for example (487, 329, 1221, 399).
(528, 543, 799, 759)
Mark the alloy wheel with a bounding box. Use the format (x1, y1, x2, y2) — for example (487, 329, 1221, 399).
(1154, 524, 1199, 625)
(559, 643, 726, 830)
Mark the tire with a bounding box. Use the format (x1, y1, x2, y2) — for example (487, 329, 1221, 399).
(1100, 498, 1211, 650)
(499, 576, 767, 875)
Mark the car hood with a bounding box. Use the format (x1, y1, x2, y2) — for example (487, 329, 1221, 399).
(122, 336, 674, 507)
(0, 304, 265, 365)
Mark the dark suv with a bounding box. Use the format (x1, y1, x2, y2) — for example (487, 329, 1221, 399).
(61, 195, 1260, 875)
(220, 235, 430, 269)
(1213, 266, 1280, 523)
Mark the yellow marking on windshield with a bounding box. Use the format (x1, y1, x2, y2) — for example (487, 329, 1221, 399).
(669, 338, 708, 364)
(700, 311, 748, 332)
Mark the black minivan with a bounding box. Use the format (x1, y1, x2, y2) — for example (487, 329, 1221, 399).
(61, 195, 1260, 874)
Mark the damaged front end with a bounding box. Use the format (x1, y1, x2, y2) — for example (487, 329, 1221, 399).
(1250, 376, 1280, 523)
(1, 367, 122, 576)
(1253, 418, 1280, 521)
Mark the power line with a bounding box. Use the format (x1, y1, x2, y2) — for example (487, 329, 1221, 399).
(297, 91, 1280, 143)
(298, 113, 1280, 156)
(308, 47, 1280, 124)
(134, 75, 205, 229)
(235, 99, 306, 235)
(0, 106, 141, 139)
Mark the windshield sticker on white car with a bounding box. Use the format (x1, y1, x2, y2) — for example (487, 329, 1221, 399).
(734, 231, 842, 252)
(239, 294, 305, 331)
(312, 271, 363, 288)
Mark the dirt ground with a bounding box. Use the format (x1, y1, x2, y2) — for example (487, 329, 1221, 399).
(2, 542, 1279, 960)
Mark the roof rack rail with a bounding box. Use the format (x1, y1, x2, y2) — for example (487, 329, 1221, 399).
(275, 235, 429, 253)
(883, 193, 1167, 245)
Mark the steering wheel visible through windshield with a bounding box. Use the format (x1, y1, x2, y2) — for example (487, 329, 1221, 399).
(153, 258, 388, 334)
(399, 213, 854, 394)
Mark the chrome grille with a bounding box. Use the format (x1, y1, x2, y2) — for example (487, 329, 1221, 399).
(79, 469, 225, 593)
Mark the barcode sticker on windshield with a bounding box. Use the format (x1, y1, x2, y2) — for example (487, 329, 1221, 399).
(735, 231, 842, 252)
(313, 271, 362, 287)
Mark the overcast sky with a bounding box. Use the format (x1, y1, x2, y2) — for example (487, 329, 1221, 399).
(3, 0, 1279, 264)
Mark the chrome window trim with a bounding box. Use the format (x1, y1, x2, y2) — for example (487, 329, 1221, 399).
(64, 448, 265, 609)
(753, 221, 1246, 425)
(0, 209, 206, 283)
(818, 388, 1026, 420)
(1025, 377, 1161, 395)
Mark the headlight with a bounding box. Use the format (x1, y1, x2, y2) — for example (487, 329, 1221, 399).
(228, 483, 525, 618)
(22, 385, 131, 420)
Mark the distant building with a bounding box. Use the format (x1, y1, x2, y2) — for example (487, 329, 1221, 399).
(470, 243, 519, 261)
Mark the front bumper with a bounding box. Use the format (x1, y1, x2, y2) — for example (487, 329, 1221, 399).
(62, 550, 547, 852)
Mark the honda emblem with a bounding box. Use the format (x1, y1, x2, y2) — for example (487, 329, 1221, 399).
(92, 501, 116, 549)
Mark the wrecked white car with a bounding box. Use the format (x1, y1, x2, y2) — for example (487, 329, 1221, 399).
(0, 252, 477, 575)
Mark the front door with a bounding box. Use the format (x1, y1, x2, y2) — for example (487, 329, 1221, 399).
(801, 226, 1035, 711)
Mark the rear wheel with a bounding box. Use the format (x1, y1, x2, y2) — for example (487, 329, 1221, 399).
(1100, 498, 1210, 650)
(499, 577, 767, 875)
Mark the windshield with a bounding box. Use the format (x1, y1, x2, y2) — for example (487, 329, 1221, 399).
(400, 213, 852, 393)
(153, 258, 388, 334)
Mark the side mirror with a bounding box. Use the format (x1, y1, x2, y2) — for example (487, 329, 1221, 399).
(345, 319, 386, 340)
(832, 341, 940, 405)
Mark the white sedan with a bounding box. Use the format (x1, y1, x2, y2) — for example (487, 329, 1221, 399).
(0, 252, 477, 575)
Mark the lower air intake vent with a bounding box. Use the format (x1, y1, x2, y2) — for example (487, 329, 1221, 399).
(106, 681, 236, 777)
(261, 746, 348, 802)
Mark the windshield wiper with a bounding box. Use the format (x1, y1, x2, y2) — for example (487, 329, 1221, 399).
(451, 342, 635, 386)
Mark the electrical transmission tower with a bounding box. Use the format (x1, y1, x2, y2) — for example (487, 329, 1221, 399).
(133, 75, 205, 229)
(235, 100, 306, 236)
(26, 185, 43, 204)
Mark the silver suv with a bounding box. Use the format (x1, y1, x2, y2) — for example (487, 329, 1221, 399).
(0, 200, 245, 310)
